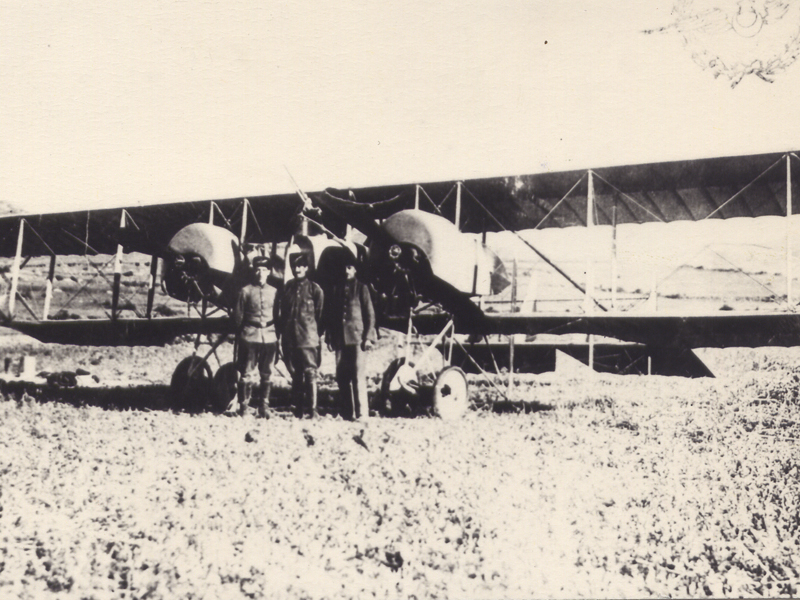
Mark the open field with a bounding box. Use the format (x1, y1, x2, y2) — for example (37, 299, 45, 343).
(0, 218, 799, 597)
(1, 336, 800, 598)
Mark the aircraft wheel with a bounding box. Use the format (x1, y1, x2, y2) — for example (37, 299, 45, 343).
(212, 362, 239, 413)
(432, 366, 469, 420)
(170, 356, 213, 412)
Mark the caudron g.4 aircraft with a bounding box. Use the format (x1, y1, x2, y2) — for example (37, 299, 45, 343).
(0, 150, 799, 418)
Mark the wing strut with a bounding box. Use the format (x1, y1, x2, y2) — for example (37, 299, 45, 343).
(787, 155, 793, 307)
(111, 211, 125, 320)
(42, 254, 56, 321)
(704, 155, 784, 220)
(3, 219, 58, 322)
(146, 255, 159, 319)
(240, 199, 249, 243)
(8, 219, 24, 317)
(460, 183, 608, 312)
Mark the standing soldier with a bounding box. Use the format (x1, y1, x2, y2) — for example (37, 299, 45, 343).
(275, 252, 324, 418)
(227, 255, 278, 418)
(326, 255, 376, 420)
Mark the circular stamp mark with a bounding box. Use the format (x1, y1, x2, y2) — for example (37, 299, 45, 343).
(646, 0, 800, 86)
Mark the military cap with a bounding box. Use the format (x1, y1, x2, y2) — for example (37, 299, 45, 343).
(252, 256, 270, 269)
(289, 253, 309, 267)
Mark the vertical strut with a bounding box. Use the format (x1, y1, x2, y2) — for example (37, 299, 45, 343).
(240, 198, 249, 243)
(455, 182, 462, 231)
(584, 170, 595, 314)
(403, 314, 414, 365)
(146, 255, 159, 318)
(586, 171, 595, 370)
(8, 220, 24, 317)
(112, 211, 125, 320)
(508, 258, 517, 397)
(787, 155, 793, 308)
(611, 202, 618, 311)
(43, 254, 56, 320)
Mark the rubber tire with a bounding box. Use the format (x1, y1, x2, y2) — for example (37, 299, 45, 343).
(212, 362, 239, 413)
(432, 366, 469, 420)
(170, 356, 213, 412)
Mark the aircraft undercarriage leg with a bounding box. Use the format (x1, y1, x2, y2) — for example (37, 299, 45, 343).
(376, 318, 470, 419)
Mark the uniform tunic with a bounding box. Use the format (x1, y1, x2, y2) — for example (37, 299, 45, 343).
(275, 276, 325, 416)
(275, 278, 324, 349)
(327, 278, 375, 419)
(327, 279, 376, 348)
(233, 282, 278, 384)
(234, 283, 278, 344)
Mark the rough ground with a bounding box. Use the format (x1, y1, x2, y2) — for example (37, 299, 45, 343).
(1, 337, 800, 598)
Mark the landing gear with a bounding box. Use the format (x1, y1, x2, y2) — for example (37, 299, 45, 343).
(377, 357, 422, 417)
(432, 366, 469, 419)
(170, 356, 213, 412)
(378, 360, 470, 419)
(212, 361, 239, 413)
(377, 319, 470, 419)
(170, 332, 234, 412)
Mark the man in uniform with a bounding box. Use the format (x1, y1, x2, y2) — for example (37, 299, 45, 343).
(227, 255, 277, 418)
(326, 255, 375, 420)
(275, 252, 324, 418)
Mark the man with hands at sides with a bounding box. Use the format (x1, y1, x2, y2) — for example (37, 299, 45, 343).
(325, 254, 376, 421)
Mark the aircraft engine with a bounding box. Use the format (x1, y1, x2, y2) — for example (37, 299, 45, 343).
(163, 223, 241, 306)
(370, 210, 510, 318)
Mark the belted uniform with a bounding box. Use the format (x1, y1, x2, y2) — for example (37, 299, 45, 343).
(232, 281, 277, 416)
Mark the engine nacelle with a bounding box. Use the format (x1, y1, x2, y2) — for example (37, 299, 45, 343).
(375, 209, 509, 295)
(162, 223, 242, 306)
(365, 209, 509, 321)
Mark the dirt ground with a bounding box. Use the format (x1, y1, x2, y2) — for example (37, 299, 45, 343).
(1, 331, 800, 598)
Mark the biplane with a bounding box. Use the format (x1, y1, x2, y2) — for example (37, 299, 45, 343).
(1, 150, 799, 417)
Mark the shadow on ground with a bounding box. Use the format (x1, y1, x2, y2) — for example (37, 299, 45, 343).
(0, 377, 556, 417)
(0, 380, 352, 417)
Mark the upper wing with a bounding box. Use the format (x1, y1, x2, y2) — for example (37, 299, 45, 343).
(314, 150, 800, 232)
(0, 194, 304, 258)
(1, 149, 797, 259)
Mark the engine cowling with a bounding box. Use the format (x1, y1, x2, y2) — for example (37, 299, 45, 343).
(368, 210, 509, 318)
(162, 223, 241, 306)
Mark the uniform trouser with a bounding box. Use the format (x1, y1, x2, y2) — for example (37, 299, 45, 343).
(237, 341, 276, 411)
(336, 345, 368, 419)
(284, 345, 320, 417)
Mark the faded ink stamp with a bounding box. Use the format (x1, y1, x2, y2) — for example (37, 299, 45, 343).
(646, 0, 800, 86)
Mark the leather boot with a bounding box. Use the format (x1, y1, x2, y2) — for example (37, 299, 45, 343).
(223, 396, 239, 416)
(257, 382, 272, 419)
(305, 369, 318, 419)
(292, 375, 304, 419)
(238, 381, 252, 417)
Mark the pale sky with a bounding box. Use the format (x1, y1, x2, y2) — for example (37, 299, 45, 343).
(3, 0, 800, 214)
